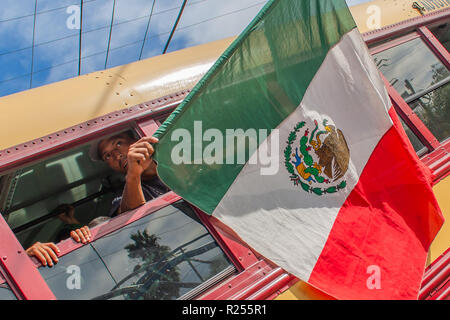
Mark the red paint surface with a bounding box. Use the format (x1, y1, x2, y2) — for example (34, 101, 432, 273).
(419, 248, 450, 300)
(0, 215, 55, 299)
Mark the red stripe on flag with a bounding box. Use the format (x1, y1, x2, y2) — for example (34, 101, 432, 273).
(308, 107, 444, 300)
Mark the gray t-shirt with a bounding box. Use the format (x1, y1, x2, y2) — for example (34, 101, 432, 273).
(108, 176, 170, 217)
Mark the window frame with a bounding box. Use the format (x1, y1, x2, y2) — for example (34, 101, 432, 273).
(365, 13, 450, 184)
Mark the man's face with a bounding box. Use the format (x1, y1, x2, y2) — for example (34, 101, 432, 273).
(98, 133, 136, 174)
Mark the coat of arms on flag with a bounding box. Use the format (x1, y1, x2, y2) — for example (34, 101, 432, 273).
(285, 118, 350, 196)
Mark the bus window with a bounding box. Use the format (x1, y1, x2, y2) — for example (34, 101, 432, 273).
(38, 240, 117, 299)
(409, 83, 450, 144)
(0, 143, 123, 250)
(373, 36, 450, 148)
(429, 22, 450, 53)
(38, 200, 235, 300)
(373, 37, 449, 101)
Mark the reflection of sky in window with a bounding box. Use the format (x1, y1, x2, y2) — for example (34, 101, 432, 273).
(374, 38, 450, 99)
(0, 0, 369, 97)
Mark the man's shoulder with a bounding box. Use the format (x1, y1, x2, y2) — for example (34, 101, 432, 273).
(141, 176, 170, 199)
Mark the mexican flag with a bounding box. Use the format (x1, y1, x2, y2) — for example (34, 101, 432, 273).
(153, 0, 444, 299)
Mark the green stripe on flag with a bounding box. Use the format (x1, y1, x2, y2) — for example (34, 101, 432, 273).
(153, 0, 356, 214)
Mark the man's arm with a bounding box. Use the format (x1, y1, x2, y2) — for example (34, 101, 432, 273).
(118, 137, 158, 214)
(118, 174, 146, 214)
(26, 242, 60, 267)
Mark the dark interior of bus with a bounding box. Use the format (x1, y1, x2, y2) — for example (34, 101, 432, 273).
(0, 138, 125, 249)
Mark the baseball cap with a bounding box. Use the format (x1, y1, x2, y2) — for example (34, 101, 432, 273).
(88, 130, 138, 162)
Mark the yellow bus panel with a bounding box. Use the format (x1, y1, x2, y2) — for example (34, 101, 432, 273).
(430, 176, 450, 262)
(350, 0, 450, 33)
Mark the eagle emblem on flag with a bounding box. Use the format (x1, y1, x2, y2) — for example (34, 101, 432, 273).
(284, 119, 350, 195)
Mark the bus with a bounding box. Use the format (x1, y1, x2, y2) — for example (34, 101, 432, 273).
(0, 0, 448, 300)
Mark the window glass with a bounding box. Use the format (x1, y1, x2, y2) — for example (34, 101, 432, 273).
(373, 36, 450, 148)
(0, 144, 123, 249)
(429, 22, 450, 53)
(38, 241, 117, 300)
(373, 37, 450, 100)
(409, 83, 450, 143)
(39, 201, 234, 300)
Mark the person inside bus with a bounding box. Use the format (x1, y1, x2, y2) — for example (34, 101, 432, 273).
(92, 131, 169, 218)
(25, 204, 91, 267)
(26, 132, 168, 267)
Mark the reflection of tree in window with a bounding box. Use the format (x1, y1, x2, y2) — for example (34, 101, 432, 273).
(37, 201, 234, 300)
(123, 230, 181, 300)
(93, 230, 222, 300)
(409, 63, 450, 143)
(431, 63, 449, 84)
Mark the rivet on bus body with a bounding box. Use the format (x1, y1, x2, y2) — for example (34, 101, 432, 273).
(2, 256, 7, 261)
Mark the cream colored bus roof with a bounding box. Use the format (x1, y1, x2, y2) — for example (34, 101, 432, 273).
(0, 0, 448, 150)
